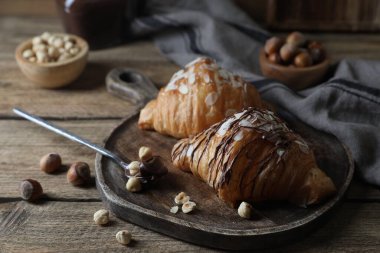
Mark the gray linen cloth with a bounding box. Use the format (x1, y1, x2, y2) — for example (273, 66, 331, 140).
(131, 0, 380, 186)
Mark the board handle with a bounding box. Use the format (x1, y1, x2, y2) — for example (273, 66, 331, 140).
(106, 68, 159, 108)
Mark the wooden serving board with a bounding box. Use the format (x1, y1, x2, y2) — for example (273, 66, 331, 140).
(95, 110, 354, 250)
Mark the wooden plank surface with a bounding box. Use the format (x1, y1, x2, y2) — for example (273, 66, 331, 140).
(0, 201, 379, 253)
(0, 118, 378, 201)
(0, 16, 178, 119)
(1, 15, 380, 253)
(0, 120, 119, 200)
(2, 17, 380, 118)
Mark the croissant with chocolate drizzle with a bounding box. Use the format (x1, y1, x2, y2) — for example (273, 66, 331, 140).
(172, 107, 336, 208)
(138, 57, 263, 138)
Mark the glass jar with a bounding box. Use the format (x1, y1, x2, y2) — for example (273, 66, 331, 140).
(55, 0, 136, 50)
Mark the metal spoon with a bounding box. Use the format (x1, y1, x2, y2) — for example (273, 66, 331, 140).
(13, 108, 154, 183)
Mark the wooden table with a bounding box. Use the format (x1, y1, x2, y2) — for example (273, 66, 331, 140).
(0, 16, 379, 253)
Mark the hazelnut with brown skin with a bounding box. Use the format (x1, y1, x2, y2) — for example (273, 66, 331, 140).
(267, 52, 282, 65)
(279, 43, 298, 63)
(286, 31, 306, 47)
(264, 37, 284, 55)
(307, 41, 325, 64)
(67, 162, 91, 186)
(19, 179, 43, 202)
(40, 153, 61, 173)
(294, 51, 313, 68)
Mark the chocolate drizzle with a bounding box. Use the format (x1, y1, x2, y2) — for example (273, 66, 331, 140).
(172, 107, 311, 199)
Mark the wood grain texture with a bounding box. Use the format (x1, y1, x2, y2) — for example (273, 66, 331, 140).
(0, 120, 119, 200)
(267, 0, 380, 32)
(0, 118, 378, 202)
(95, 113, 354, 250)
(1, 14, 380, 253)
(0, 16, 178, 119)
(1, 17, 380, 119)
(0, 201, 379, 253)
(0, 0, 56, 17)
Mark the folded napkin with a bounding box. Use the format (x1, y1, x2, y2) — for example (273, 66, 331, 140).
(131, 0, 380, 186)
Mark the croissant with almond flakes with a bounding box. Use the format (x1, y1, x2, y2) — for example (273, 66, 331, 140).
(138, 57, 263, 138)
(172, 107, 336, 208)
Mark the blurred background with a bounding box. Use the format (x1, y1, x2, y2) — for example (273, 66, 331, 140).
(1, 0, 379, 32)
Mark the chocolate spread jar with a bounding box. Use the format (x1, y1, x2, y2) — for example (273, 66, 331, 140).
(55, 0, 138, 50)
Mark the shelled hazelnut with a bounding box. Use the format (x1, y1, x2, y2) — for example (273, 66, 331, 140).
(264, 31, 326, 68)
(172, 192, 197, 214)
(40, 153, 62, 173)
(19, 179, 43, 202)
(127, 161, 140, 176)
(93, 209, 109, 225)
(181, 201, 196, 214)
(138, 146, 153, 162)
(67, 162, 91, 186)
(238, 201, 252, 219)
(126, 177, 142, 192)
(116, 230, 132, 245)
(22, 32, 81, 64)
(174, 192, 190, 205)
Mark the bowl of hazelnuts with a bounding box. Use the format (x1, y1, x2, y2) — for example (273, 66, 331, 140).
(15, 32, 89, 89)
(260, 31, 329, 90)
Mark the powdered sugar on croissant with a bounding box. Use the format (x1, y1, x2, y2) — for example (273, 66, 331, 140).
(138, 57, 263, 138)
(172, 107, 336, 208)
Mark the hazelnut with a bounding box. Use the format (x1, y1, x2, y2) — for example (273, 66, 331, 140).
(36, 51, 48, 63)
(267, 52, 282, 64)
(47, 47, 60, 59)
(126, 177, 142, 192)
(170, 206, 179, 214)
(67, 162, 91, 186)
(116, 230, 132, 245)
(63, 35, 73, 42)
(139, 146, 153, 162)
(22, 49, 34, 59)
(19, 179, 43, 202)
(64, 41, 74, 50)
(41, 32, 51, 41)
(52, 38, 64, 48)
(181, 201, 196, 214)
(174, 192, 190, 205)
(93, 209, 109, 225)
(127, 161, 140, 176)
(69, 47, 80, 56)
(33, 44, 47, 52)
(294, 51, 313, 68)
(58, 52, 71, 62)
(32, 36, 43, 45)
(279, 43, 297, 63)
(286, 31, 306, 47)
(47, 36, 56, 45)
(264, 37, 284, 55)
(238, 201, 252, 219)
(40, 153, 62, 173)
(308, 41, 325, 64)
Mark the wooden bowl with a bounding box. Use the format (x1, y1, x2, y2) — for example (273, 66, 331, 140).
(15, 33, 89, 89)
(259, 49, 330, 90)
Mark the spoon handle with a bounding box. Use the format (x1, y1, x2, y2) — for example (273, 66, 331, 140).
(12, 108, 125, 166)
